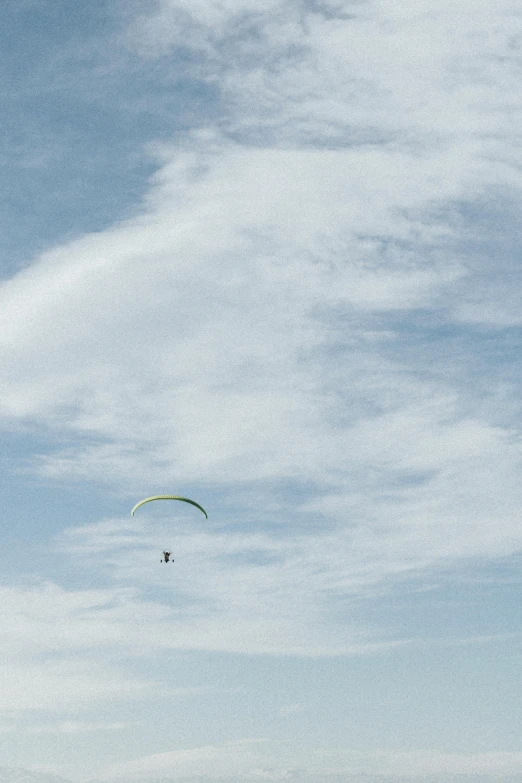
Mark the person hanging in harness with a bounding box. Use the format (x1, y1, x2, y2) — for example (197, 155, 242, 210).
(161, 551, 173, 563)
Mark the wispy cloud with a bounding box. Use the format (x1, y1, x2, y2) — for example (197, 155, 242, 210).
(96, 741, 522, 781)
(0, 580, 211, 722)
(0, 657, 147, 713)
(57, 518, 406, 656)
(0, 137, 515, 490)
(98, 738, 273, 781)
(127, 0, 522, 157)
(26, 721, 136, 735)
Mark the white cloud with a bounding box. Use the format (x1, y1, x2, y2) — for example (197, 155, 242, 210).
(96, 742, 522, 781)
(57, 520, 402, 656)
(2, 0, 521, 498)
(0, 138, 474, 492)
(0, 581, 209, 717)
(0, 582, 166, 656)
(53, 451, 522, 655)
(0, 659, 145, 713)
(27, 721, 134, 735)
(359, 749, 522, 777)
(127, 0, 288, 57)
(0, 769, 72, 783)
(98, 738, 282, 781)
(128, 0, 522, 161)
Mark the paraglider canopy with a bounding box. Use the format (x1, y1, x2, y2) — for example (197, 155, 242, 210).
(131, 495, 208, 519)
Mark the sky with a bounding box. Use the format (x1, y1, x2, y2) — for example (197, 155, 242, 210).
(0, 0, 522, 780)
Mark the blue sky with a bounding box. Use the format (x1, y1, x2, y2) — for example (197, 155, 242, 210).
(0, 0, 522, 781)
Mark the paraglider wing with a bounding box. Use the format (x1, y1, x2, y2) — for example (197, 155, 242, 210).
(131, 495, 208, 519)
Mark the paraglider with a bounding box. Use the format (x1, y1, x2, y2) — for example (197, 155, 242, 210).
(131, 494, 208, 563)
(131, 495, 208, 519)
